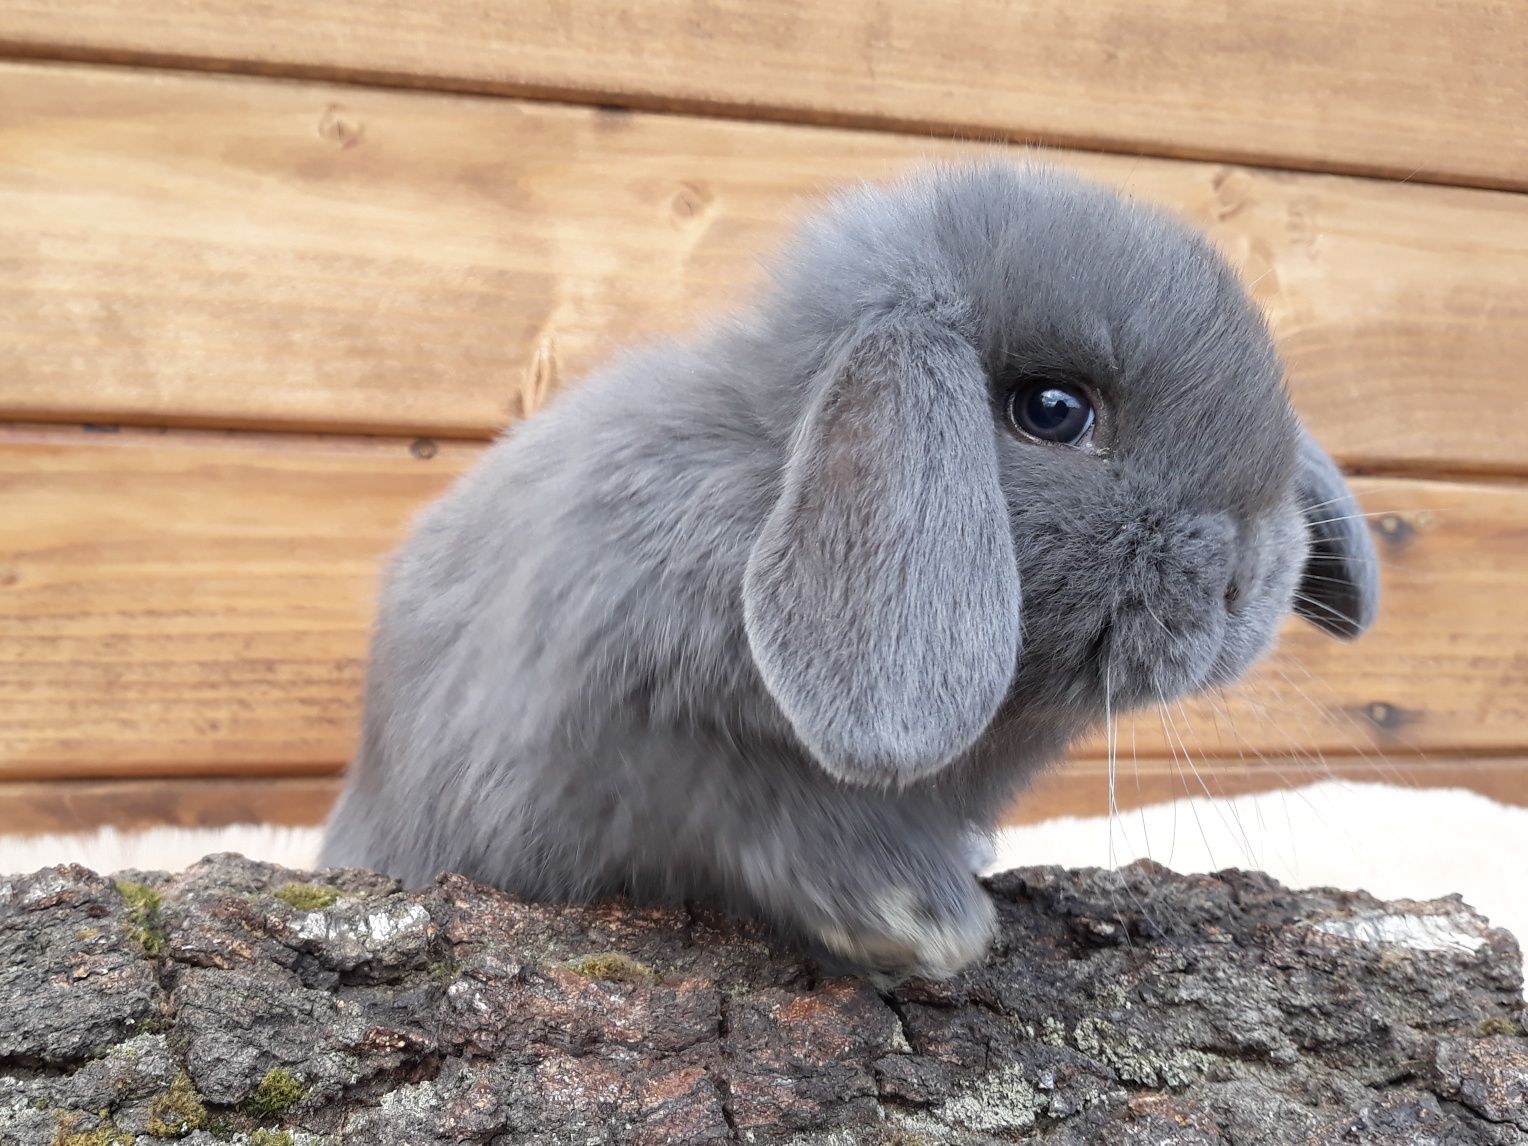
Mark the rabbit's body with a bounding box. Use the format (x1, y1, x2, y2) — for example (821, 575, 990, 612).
(322, 327, 1049, 974)
(322, 163, 1377, 979)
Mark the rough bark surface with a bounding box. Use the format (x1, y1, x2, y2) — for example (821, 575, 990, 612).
(1, 855, 1525, 1145)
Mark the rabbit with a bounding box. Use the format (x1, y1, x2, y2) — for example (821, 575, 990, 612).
(320, 160, 1379, 981)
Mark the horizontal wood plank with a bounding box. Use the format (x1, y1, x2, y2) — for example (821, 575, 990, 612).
(1006, 756, 1528, 827)
(3, 64, 1528, 474)
(0, 426, 474, 776)
(0, 2, 1524, 189)
(0, 776, 338, 837)
(1, 425, 1526, 780)
(3, 757, 1523, 840)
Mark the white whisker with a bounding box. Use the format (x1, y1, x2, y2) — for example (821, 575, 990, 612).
(1304, 507, 1435, 528)
(1293, 590, 1359, 629)
(1174, 697, 1260, 869)
(1156, 693, 1219, 870)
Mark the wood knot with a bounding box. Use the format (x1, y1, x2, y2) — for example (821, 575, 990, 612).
(318, 104, 364, 150)
(670, 180, 714, 225)
(1373, 513, 1416, 553)
(1359, 701, 1416, 734)
(512, 336, 560, 421)
(408, 438, 438, 460)
(1210, 167, 1252, 222)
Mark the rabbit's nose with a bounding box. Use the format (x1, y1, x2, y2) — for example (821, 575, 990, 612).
(1224, 574, 1248, 614)
(1224, 552, 1258, 615)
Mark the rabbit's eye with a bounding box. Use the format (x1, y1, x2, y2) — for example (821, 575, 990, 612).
(1007, 382, 1095, 446)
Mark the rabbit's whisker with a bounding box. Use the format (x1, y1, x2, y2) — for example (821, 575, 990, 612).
(1156, 691, 1221, 871)
(1302, 551, 1382, 567)
(1202, 690, 1301, 876)
(1212, 684, 1347, 880)
(1228, 680, 1339, 788)
(1292, 591, 1359, 630)
(1265, 663, 1405, 788)
(1278, 652, 1440, 782)
(1300, 493, 1359, 514)
(1304, 507, 1436, 528)
(1172, 697, 1260, 870)
(1106, 660, 1118, 877)
(1139, 598, 1174, 639)
(1232, 672, 1410, 877)
(1297, 571, 1378, 588)
(1128, 712, 1154, 865)
(1210, 686, 1325, 800)
(1102, 663, 1168, 944)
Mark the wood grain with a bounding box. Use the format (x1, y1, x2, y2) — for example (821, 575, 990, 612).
(1, 2, 1524, 189)
(1005, 756, 1528, 827)
(2, 425, 1526, 781)
(3, 64, 1528, 474)
(0, 426, 474, 777)
(3, 757, 1523, 839)
(0, 776, 338, 836)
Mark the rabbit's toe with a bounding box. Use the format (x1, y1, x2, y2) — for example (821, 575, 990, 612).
(811, 882, 996, 983)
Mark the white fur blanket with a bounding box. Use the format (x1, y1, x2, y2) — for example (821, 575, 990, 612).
(2, 780, 1522, 944)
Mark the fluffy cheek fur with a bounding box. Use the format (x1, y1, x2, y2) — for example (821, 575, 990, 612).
(1006, 478, 1306, 717)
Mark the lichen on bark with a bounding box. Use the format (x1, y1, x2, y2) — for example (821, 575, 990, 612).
(1, 855, 1524, 1144)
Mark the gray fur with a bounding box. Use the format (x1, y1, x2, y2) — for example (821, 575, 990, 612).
(744, 308, 1022, 785)
(1294, 426, 1382, 637)
(321, 161, 1378, 979)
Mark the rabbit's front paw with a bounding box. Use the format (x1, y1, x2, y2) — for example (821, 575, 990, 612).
(811, 880, 996, 984)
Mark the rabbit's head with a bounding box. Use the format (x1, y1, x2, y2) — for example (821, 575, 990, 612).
(742, 163, 1377, 787)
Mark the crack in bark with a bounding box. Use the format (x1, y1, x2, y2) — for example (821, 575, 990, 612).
(2, 857, 1524, 1143)
(714, 989, 741, 1139)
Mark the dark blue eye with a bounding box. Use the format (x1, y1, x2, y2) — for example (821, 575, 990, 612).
(1007, 383, 1095, 446)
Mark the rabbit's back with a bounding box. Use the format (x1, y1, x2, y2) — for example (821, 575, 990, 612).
(321, 334, 790, 889)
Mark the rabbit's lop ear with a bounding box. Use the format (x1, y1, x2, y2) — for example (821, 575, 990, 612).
(1294, 428, 1380, 639)
(743, 313, 1023, 787)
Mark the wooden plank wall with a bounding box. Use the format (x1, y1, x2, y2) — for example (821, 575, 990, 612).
(0, 4, 1525, 835)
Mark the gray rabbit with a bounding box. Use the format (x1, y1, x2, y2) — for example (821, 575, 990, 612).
(320, 161, 1378, 980)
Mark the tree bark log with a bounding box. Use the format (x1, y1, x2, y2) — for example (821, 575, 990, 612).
(2, 855, 1525, 1144)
